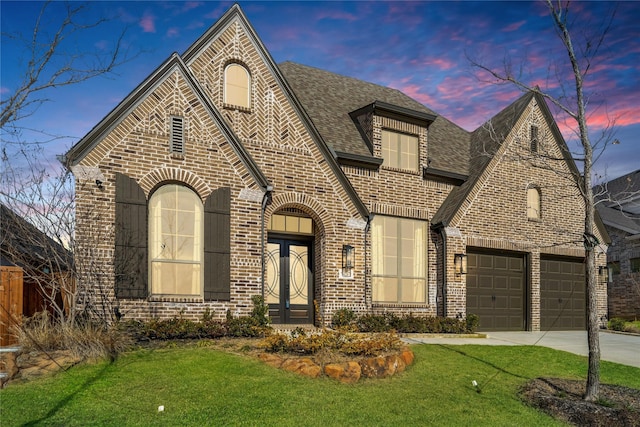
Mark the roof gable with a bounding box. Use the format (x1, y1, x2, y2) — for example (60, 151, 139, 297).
(181, 5, 370, 220)
(64, 53, 270, 191)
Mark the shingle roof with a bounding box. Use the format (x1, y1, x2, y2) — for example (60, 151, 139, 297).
(596, 204, 640, 235)
(0, 203, 73, 272)
(278, 62, 470, 175)
(432, 92, 534, 226)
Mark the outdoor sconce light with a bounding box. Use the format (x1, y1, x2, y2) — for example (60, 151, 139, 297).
(342, 244, 355, 271)
(598, 266, 611, 283)
(454, 253, 468, 275)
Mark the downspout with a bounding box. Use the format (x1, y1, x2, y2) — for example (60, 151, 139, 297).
(432, 222, 448, 318)
(364, 214, 374, 310)
(260, 186, 273, 299)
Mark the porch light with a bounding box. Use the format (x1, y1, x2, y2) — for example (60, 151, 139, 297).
(342, 245, 355, 271)
(598, 266, 611, 283)
(454, 253, 468, 275)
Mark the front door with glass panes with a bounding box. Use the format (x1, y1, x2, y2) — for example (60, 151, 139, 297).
(266, 210, 314, 324)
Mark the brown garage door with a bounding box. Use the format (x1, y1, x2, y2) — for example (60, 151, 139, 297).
(540, 258, 585, 330)
(466, 251, 526, 331)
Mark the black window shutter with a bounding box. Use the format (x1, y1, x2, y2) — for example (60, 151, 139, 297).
(114, 173, 148, 299)
(204, 187, 231, 301)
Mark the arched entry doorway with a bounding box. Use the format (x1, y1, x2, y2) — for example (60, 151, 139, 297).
(266, 208, 314, 324)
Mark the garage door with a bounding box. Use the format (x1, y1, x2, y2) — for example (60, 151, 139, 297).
(466, 252, 526, 331)
(540, 258, 585, 330)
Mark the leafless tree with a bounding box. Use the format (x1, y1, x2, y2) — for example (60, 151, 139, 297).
(469, 1, 621, 400)
(0, 1, 132, 132)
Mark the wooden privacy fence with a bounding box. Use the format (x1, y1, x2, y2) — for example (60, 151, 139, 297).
(0, 266, 23, 347)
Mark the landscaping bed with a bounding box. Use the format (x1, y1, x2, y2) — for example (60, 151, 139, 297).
(521, 377, 640, 426)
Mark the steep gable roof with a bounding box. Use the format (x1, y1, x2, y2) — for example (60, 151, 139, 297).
(279, 62, 470, 176)
(432, 91, 534, 227)
(182, 5, 370, 220)
(64, 52, 271, 192)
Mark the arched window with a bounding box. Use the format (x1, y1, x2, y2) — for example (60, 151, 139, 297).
(527, 187, 541, 220)
(149, 184, 203, 296)
(224, 63, 250, 108)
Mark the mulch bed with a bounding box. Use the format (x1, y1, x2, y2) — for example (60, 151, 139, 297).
(520, 377, 640, 426)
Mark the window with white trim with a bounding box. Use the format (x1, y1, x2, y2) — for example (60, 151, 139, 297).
(224, 63, 250, 109)
(149, 184, 203, 296)
(381, 130, 419, 172)
(372, 215, 427, 303)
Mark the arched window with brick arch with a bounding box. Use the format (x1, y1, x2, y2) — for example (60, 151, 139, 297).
(224, 63, 250, 109)
(527, 186, 541, 220)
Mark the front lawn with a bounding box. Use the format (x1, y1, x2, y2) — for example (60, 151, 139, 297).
(2, 344, 639, 426)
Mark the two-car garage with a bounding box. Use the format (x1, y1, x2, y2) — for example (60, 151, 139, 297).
(466, 250, 585, 331)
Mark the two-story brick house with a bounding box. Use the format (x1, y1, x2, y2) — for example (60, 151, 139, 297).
(595, 170, 640, 319)
(64, 5, 608, 331)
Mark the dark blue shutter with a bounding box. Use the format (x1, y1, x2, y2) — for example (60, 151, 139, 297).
(204, 187, 231, 301)
(114, 173, 148, 299)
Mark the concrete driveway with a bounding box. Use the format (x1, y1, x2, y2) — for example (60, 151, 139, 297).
(403, 331, 640, 368)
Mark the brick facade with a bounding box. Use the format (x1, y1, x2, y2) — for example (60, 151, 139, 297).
(67, 5, 608, 330)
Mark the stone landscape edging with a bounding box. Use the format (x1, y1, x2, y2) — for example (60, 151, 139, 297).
(257, 346, 415, 383)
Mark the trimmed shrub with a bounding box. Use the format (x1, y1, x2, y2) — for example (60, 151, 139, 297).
(331, 308, 357, 330)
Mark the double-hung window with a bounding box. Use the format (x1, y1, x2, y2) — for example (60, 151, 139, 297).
(372, 215, 427, 303)
(381, 130, 419, 172)
(149, 184, 203, 296)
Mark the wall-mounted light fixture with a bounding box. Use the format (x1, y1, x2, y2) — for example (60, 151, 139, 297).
(95, 179, 104, 190)
(454, 253, 468, 275)
(598, 266, 611, 283)
(342, 244, 355, 272)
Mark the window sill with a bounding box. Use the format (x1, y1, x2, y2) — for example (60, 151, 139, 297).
(223, 103, 252, 113)
(372, 303, 429, 309)
(380, 166, 421, 176)
(527, 217, 542, 223)
(148, 295, 203, 303)
(170, 153, 185, 160)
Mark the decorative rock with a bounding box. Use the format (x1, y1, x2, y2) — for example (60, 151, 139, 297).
(258, 353, 283, 368)
(281, 357, 321, 378)
(0, 351, 19, 387)
(324, 361, 361, 383)
(400, 347, 414, 366)
(360, 356, 388, 378)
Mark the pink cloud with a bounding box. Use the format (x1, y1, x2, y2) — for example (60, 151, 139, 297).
(166, 27, 179, 38)
(503, 20, 526, 32)
(140, 11, 156, 33)
(315, 9, 358, 22)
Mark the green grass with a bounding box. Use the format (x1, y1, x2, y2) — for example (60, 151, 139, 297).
(2, 344, 639, 426)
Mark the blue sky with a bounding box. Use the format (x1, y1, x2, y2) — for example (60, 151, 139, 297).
(2, 1, 639, 182)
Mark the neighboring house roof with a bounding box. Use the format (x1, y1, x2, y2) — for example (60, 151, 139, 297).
(595, 169, 640, 235)
(596, 205, 640, 235)
(595, 169, 640, 216)
(0, 203, 72, 273)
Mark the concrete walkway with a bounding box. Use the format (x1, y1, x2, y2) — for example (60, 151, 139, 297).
(403, 331, 640, 368)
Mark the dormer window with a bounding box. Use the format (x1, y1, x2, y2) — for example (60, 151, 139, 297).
(170, 116, 185, 155)
(381, 129, 419, 172)
(224, 63, 250, 109)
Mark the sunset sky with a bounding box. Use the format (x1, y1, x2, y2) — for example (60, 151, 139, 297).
(2, 1, 638, 181)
